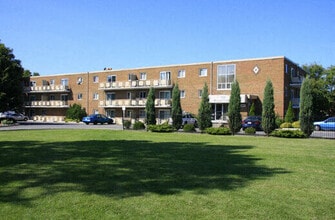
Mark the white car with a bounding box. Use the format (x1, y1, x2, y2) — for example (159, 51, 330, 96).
(182, 114, 198, 127)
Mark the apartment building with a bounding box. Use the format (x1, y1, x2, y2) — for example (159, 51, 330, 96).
(24, 56, 306, 124)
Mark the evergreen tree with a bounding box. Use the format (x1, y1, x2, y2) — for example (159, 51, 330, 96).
(299, 77, 314, 137)
(0, 42, 24, 112)
(66, 103, 87, 122)
(145, 87, 156, 125)
(198, 83, 212, 130)
(228, 81, 242, 135)
(262, 80, 276, 136)
(249, 102, 256, 116)
(171, 84, 183, 129)
(284, 101, 294, 123)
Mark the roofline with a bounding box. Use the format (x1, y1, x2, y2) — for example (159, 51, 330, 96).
(32, 56, 292, 78)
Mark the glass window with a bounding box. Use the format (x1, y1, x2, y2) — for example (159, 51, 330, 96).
(139, 110, 146, 118)
(93, 93, 99, 100)
(106, 93, 115, 101)
(77, 77, 83, 84)
(77, 93, 83, 100)
(107, 75, 116, 82)
(160, 71, 171, 80)
(217, 64, 236, 90)
(199, 68, 207, 77)
(159, 91, 171, 99)
(140, 72, 146, 80)
(61, 78, 68, 86)
(178, 70, 185, 78)
(180, 90, 185, 98)
(139, 91, 147, 98)
(198, 89, 203, 98)
(159, 110, 170, 120)
(50, 79, 55, 85)
(106, 109, 115, 118)
(93, 76, 99, 83)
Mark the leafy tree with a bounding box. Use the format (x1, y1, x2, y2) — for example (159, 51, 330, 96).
(249, 102, 256, 116)
(284, 101, 294, 123)
(262, 80, 276, 136)
(66, 104, 87, 122)
(299, 77, 314, 137)
(198, 83, 212, 130)
(0, 42, 24, 112)
(228, 81, 242, 135)
(171, 83, 182, 129)
(145, 87, 156, 125)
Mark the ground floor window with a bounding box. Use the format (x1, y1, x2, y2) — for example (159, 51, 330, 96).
(106, 109, 115, 118)
(159, 110, 170, 120)
(211, 103, 228, 120)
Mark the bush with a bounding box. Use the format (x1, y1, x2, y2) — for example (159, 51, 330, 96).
(292, 121, 300, 128)
(275, 115, 284, 128)
(244, 127, 256, 134)
(205, 127, 231, 135)
(0, 119, 15, 125)
(66, 104, 87, 121)
(270, 129, 307, 138)
(183, 124, 195, 132)
(280, 122, 293, 128)
(133, 121, 145, 130)
(147, 123, 175, 132)
(123, 120, 131, 129)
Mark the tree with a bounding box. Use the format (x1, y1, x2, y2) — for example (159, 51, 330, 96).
(171, 84, 182, 129)
(284, 101, 294, 123)
(262, 80, 276, 136)
(198, 83, 212, 131)
(66, 103, 87, 122)
(145, 87, 156, 125)
(299, 77, 314, 137)
(249, 102, 256, 116)
(228, 81, 242, 135)
(0, 42, 24, 112)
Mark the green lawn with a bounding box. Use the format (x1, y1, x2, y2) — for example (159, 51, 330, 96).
(0, 130, 334, 219)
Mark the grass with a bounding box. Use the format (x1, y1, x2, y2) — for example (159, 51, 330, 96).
(0, 130, 334, 219)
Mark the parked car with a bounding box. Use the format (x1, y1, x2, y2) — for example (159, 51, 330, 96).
(182, 113, 198, 127)
(242, 116, 262, 131)
(82, 114, 113, 125)
(0, 111, 28, 121)
(313, 117, 335, 131)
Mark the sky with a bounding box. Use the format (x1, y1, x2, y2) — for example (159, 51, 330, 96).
(1, 0, 334, 75)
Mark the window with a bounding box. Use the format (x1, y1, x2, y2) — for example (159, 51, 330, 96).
(93, 93, 99, 100)
(217, 64, 236, 90)
(127, 92, 132, 99)
(178, 70, 185, 78)
(139, 110, 146, 118)
(106, 93, 115, 101)
(198, 89, 203, 98)
(77, 77, 83, 85)
(50, 95, 55, 101)
(77, 93, 83, 100)
(159, 110, 170, 120)
(159, 91, 171, 99)
(291, 67, 297, 77)
(160, 71, 171, 80)
(106, 109, 115, 118)
(199, 68, 207, 77)
(285, 64, 288, 74)
(140, 72, 146, 80)
(107, 75, 116, 83)
(30, 81, 36, 86)
(61, 78, 68, 86)
(180, 90, 185, 98)
(128, 73, 137, 81)
(93, 76, 99, 83)
(61, 94, 68, 102)
(50, 79, 55, 85)
(126, 110, 132, 118)
(139, 91, 147, 99)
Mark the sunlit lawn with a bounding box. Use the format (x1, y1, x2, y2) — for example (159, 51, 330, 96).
(0, 130, 334, 219)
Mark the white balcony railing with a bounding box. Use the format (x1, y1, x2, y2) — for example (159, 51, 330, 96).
(25, 85, 70, 93)
(100, 99, 172, 107)
(25, 101, 69, 107)
(99, 79, 172, 90)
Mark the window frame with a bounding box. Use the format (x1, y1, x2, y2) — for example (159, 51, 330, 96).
(217, 64, 236, 90)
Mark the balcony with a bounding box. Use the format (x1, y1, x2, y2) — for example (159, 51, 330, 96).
(100, 99, 172, 108)
(99, 79, 173, 91)
(290, 76, 304, 88)
(25, 101, 69, 108)
(25, 85, 70, 93)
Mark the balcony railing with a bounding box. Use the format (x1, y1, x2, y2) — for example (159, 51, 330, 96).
(100, 99, 172, 108)
(290, 76, 304, 87)
(25, 101, 69, 108)
(25, 85, 70, 93)
(99, 79, 172, 90)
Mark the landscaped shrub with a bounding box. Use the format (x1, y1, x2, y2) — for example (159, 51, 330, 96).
(205, 127, 231, 135)
(275, 115, 284, 128)
(123, 120, 131, 129)
(270, 129, 307, 138)
(292, 121, 300, 128)
(280, 122, 293, 128)
(133, 121, 145, 130)
(244, 127, 256, 134)
(0, 119, 15, 125)
(147, 123, 175, 132)
(183, 123, 195, 132)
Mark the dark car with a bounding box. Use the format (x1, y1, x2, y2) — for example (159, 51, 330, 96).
(82, 114, 113, 125)
(313, 117, 335, 131)
(242, 116, 262, 131)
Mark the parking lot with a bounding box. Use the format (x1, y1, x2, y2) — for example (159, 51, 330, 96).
(0, 121, 334, 139)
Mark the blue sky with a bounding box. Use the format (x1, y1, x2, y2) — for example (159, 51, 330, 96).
(1, 0, 334, 75)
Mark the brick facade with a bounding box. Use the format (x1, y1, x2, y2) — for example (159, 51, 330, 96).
(24, 56, 306, 124)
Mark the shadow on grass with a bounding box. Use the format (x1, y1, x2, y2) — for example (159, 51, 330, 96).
(0, 140, 288, 205)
